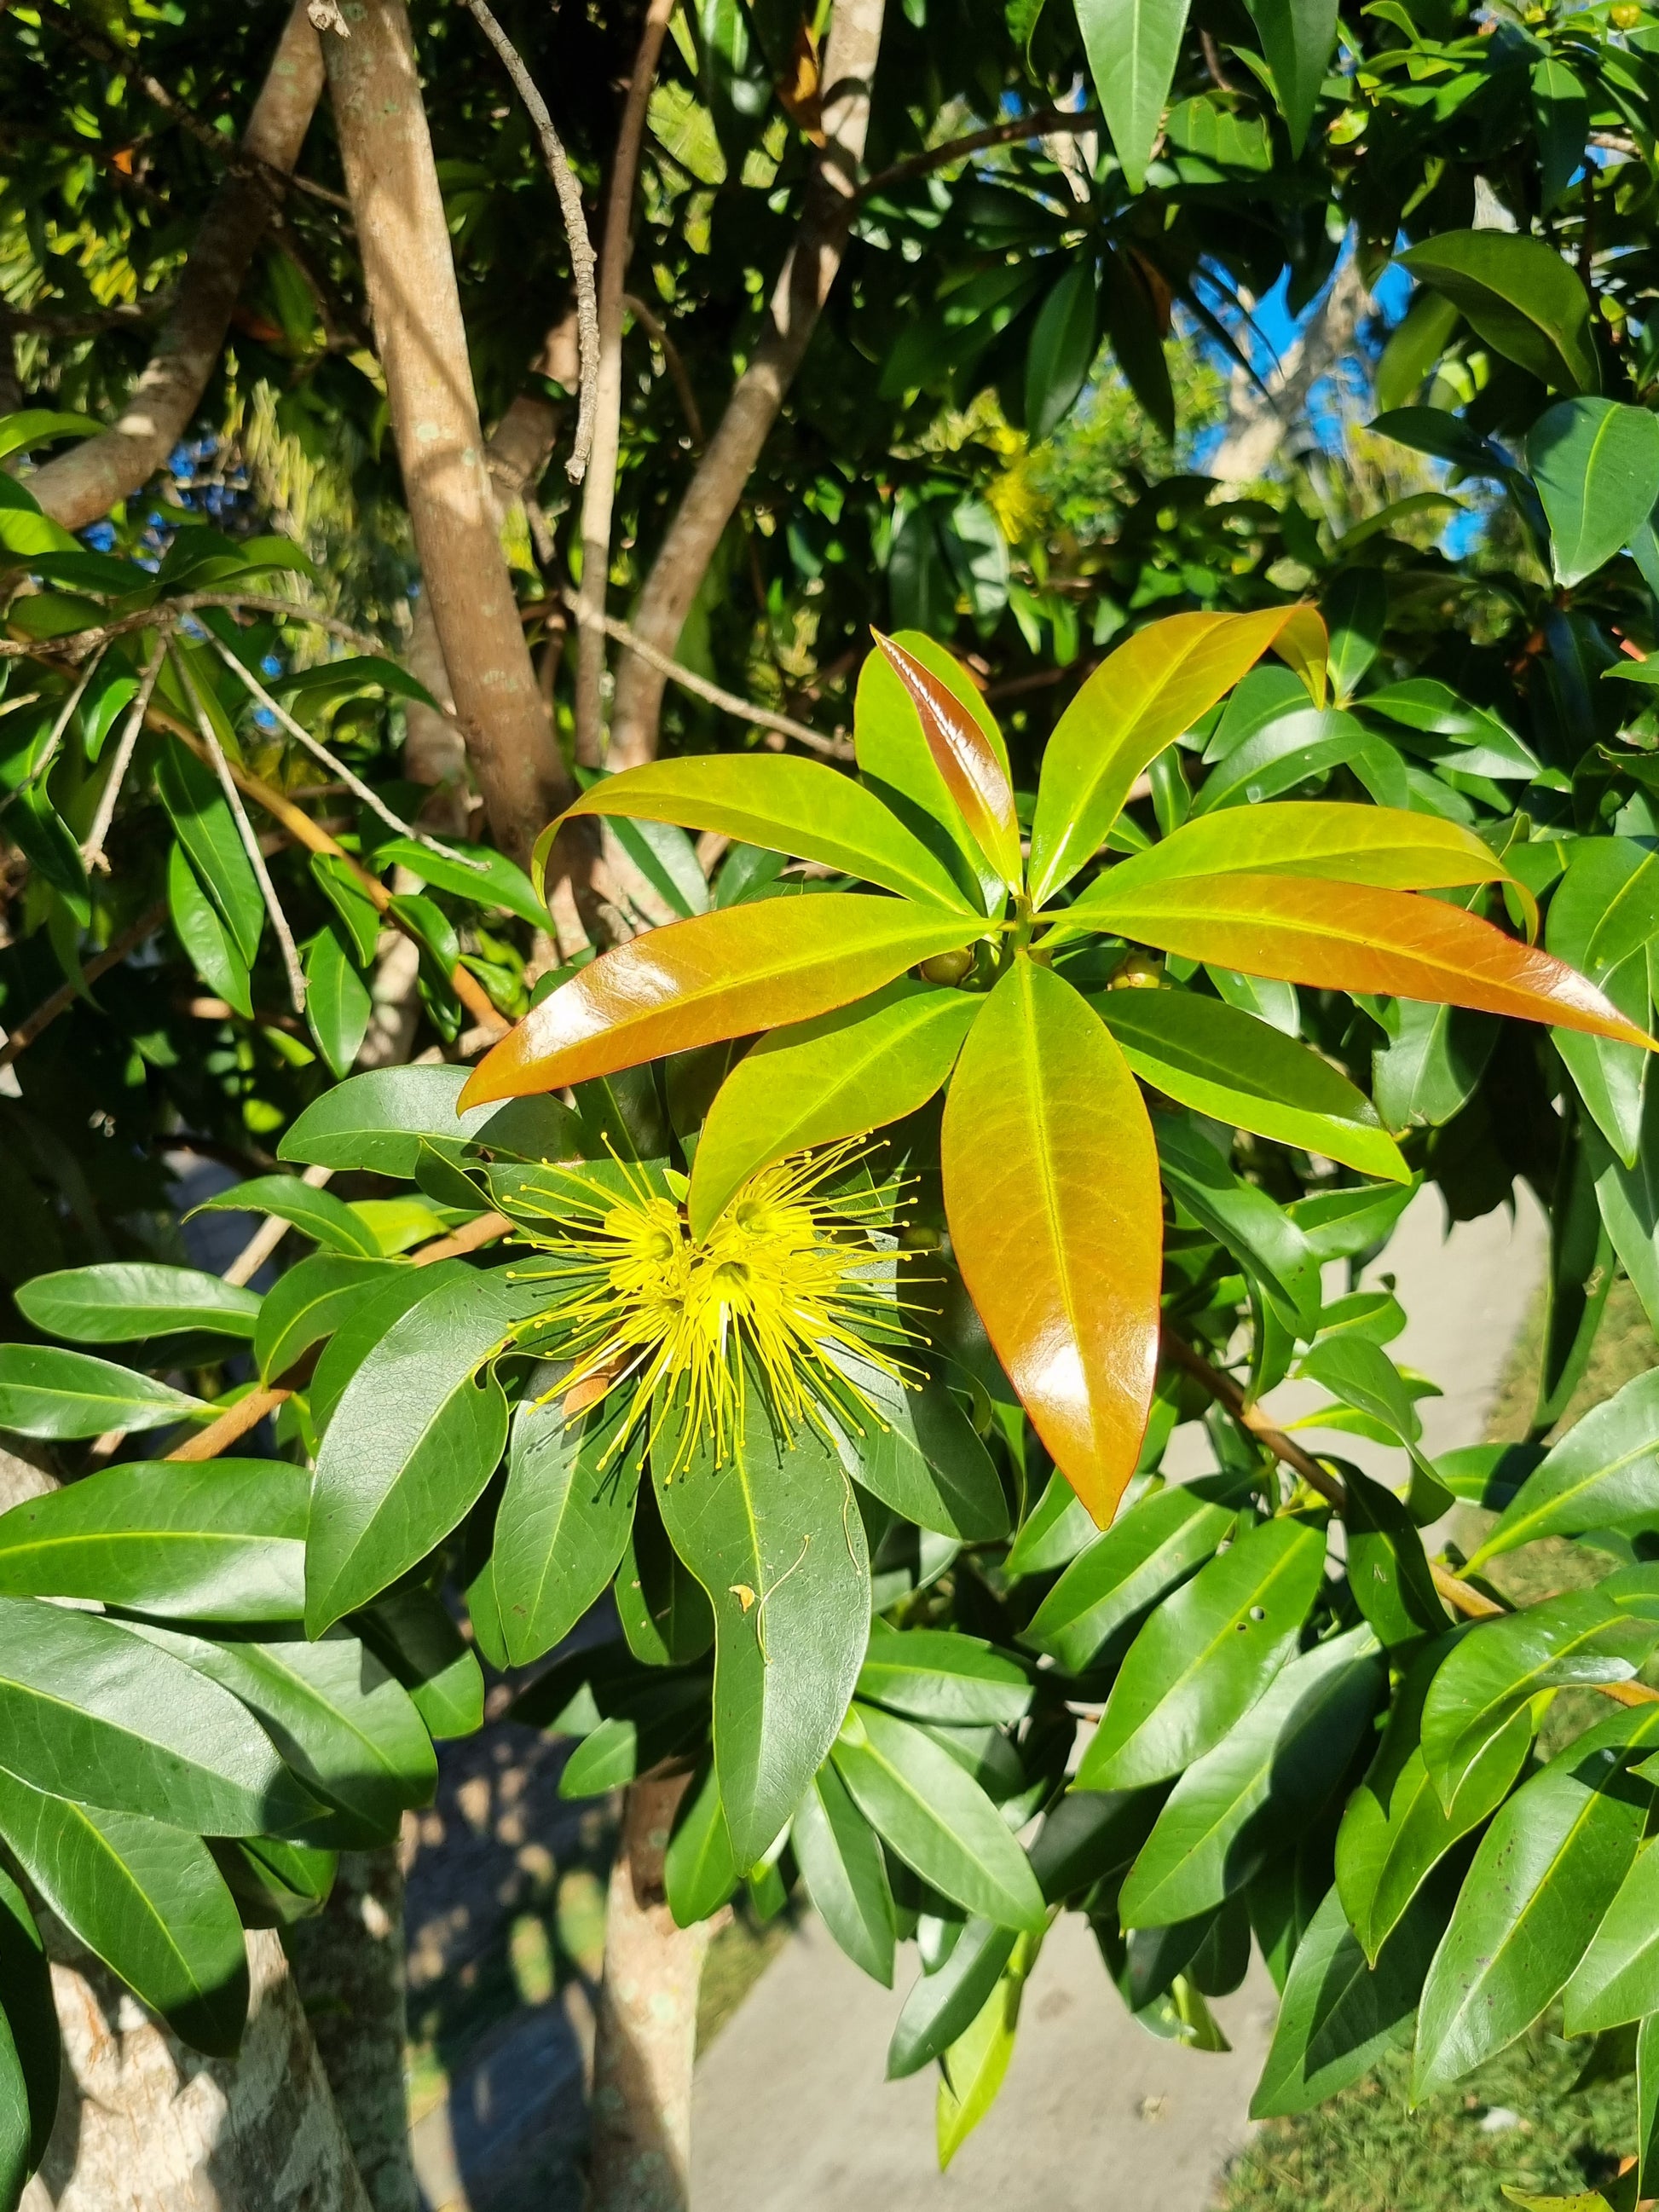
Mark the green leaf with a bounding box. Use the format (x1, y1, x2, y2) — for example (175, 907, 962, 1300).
(169, 840, 251, 1016)
(1562, 1837, 1659, 2032)
(1077, 0, 1190, 191)
(561, 755, 975, 914)
(1155, 1115, 1321, 1336)
(1026, 263, 1098, 443)
(494, 1386, 644, 1666)
(1335, 1637, 1532, 1961)
(304, 925, 373, 1078)
(1421, 1589, 1657, 1807)
(1029, 1786, 1165, 1903)
(936, 1937, 1029, 2169)
(309, 852, 383, 966)
(280, 1065, 584, 1178)
(154, 736, 264, 966)
(1117, 1626, 1383, 1926)
(1374, 292, 1463, 414)
(657, 1402, 869, 1867)
(0, 409, 100, 465)
(253, 1252, 402, 1384)
(0, 1458, 307, 1620)
(0, 1766, 248, 2057)
(1077, 1516, 1327, 1790)
(1545, 838, 1658, 1168)
(1096, 989, 1408, 1182)
(887, 1917, 1017, 2077)
(1469, 1370, 1659, 1568)
(1529, 399, 1659, 589)
(664, 1759, 738, 1927)
(792, 1759, 896, 1984)
(1396, 232, 1598, 395)
(355, 1585, 482, 1741)
(1531, 57, 1592, 212)
(0, 1865, 55, 2196)
(857, 1625, 1032, 1727)
(826, 1348, 1010, 1543)
(616, 1482, 714, 1667)
(687, 982, 979, 1237)
(1022, 1477, 1237, 1676)
(306, 1268, 525, 1633)
(1004, 1469, 1097, 1580)
(130, 1621, 436, 1851)
(1342, 1469, 1450, 1649)
(1250, 1876, 1448, 2117)
(1373, 1000, 1500, 1134)
(373, 837, 547, 928)
(1413, 1706, 1659, 2097)
(853, 631, 1009, 915)
(1587, 1090, 1659, 1339)
(0, 1596, 309, 1835)
(195, 1174, 383, 1259)
(16, 1262, 260, 1344)
(0, 1345, 205, 1439)
(309, 1262, 468, 1435)
(1243, 0, 1337, 151)
(833, 1703, 1045, 1932)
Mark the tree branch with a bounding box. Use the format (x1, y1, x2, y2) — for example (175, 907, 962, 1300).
(459, 0, 599, 483)
(0, 903, 167, 1072)
(27, 3, 327, 532)
(606, 0, 887, 771)
(858, 106, 1099, 199)
(575, 0, 679, 765)
(622, 293, 704, 447)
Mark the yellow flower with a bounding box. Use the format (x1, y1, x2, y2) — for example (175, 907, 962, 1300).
(506, 1141, 914, 1473)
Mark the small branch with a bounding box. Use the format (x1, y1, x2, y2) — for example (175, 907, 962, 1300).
(0, 902, 167, 1071)
(460, 0, 598, 482)
(82, 627, 170, 870)
(858, 107, 1099, 199)
(0, 300, 165, 337)
(564, 590, 853, 757)
(1199, 30, 1236, 93)
(171, 644, 308, 1013)
(2, 646, 106, 809)
(622, 292, 704, 448)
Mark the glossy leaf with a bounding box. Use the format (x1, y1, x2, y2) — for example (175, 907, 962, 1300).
(253, 1253, 400, 1384)
(1026, 263, 1099, 442)
(1244, 0, 1335, 151)
(792, 1759, 897, 1985)
(1251, 1875, 1448, 2117)
(562, 754, 974, 913)
(1397, 231, 1598, 395)
(194, 1173, 382, 1259)
(936, 1938, 1027, 2169)
(1156, 1113, 1321, 1334)
(1413, 1706, 1659, 2096)
(1116, 1625, 1382, 1926)
(358, 1585, 483, 1741)
(1587, 1095, 1659, 1338)
(857, 1625, 1031, 1727)
(0, 1458, 307, 1620)
(1076, 0, 1190, 191)
(1468, 1370, 1659, 1568)
(1562, 1837, 1659, 2032)
(306, 1268, 527, 1633)
(0, 1345, 205, 1438)
(1532, 56, 1590, 210)
(824, 1347, 1010, 1543)
(461, 895, 986, 1108)
(853, 632, 1009, 913)
(664, 1759, 738, 1928)
(940, 959, 1161, 1525)
(887, 1917, 1018, 2078)
(1083, 872, 1656, 1049)
(304, 927, 373, 1078)
(1335, 1639, 1532, 1961)
(155, 736, 264, 965)
(169, 840, 251, 1016)
(1530, 399, 1659, 588)
(873, 633, 1021, 888)
(0, 1766, 248, 2057)
(1077, 1516, 1328, 1791)
(1022, 1476, 1238, 1676)
(15, 1262, 259, 1343)
(309, 1262, 468, 1435)
(688, 981, 980, 1237)
(616, 1483, 714, 1667)
(1094, 989, 1408, 1181)
(1028, 607, 1323, 904)
(657, 1404, 869, 1868)
(1341, 1470, 1449, 1649)
(374, 836, 547, 928)
(833, 1703, 1045, 1932)
(280, 1065, 585, 1177)
(1545, 837, 1657, 1167)
(0, 1864, 54, 2198)
(494, 1387, 644, 1666)
(0, 1596, 306, 1835)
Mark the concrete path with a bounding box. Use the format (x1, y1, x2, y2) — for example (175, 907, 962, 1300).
(690, 1184, 1549, 2212)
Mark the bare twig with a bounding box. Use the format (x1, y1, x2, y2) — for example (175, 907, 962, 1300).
(564, 590, 853, 757)
(858, 106, 1100, 199)
(460, 0, 598, 482)
(1199, 30, 1237, 92)
(171, 644, 308, 1013)
(0, 592, 391, 665)
(622, 292, 704, 447)
(575, 0, 678, 761)
(0, 646, 106, 810)
(224, 1161, 335, 1286)
(0, 903, 167, 1071)
(82, 628, 170, 870)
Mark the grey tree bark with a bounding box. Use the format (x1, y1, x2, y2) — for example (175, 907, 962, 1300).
(28, 5, 325, 532)
(1206, 257, 1371, 494)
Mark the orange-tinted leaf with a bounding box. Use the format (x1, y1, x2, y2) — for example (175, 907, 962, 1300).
(558, 755, 975, 912)
(1084, 872, 1658, 1048)
(1028, 606, 1325, 905)
(853, 632, 1009, 915)
(459, 897, 987, 1106)
(874, 632, 1023, 889)
(688, 980, 981, 1237)
(941, 958, 1162, 1525)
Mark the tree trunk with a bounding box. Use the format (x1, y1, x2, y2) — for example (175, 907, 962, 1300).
(323, 0, 571, 869)
(29, 4, 325, 532)
(285, 1846, 419, 2212)
(26, 1926, 372, 2212)
(587, 1773, 711, 2212)
(605, 0, 887, 771)
(1207, 257, 1371, 494)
